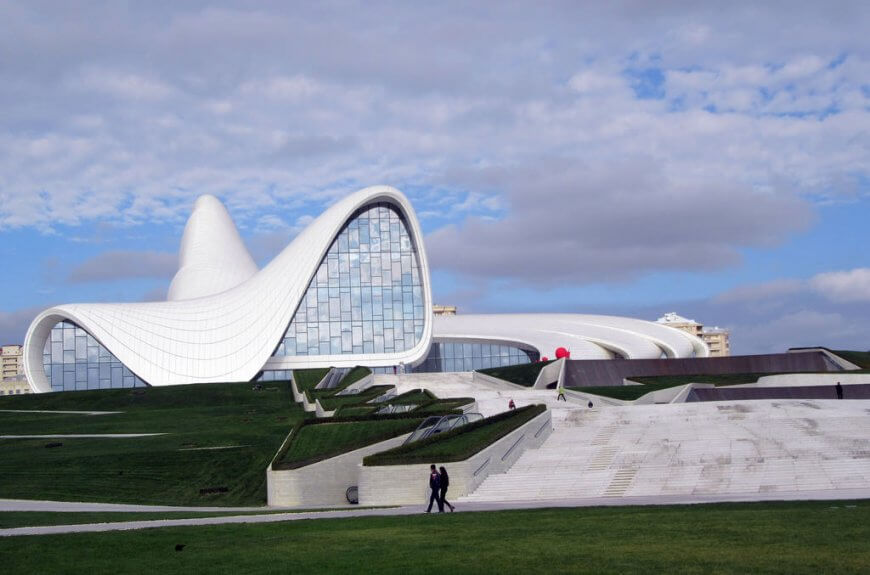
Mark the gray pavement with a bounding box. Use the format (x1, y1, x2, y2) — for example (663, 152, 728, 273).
(2, 488, 869, 537)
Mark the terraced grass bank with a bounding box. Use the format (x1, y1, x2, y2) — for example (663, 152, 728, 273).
(364, 404, 546, 466)
(2, 501, 868, 574)
(272, 416, 425, 470)
(478, 360, 555, 387)
(569, 373, 767, 401)
(0, 381, 305, 506)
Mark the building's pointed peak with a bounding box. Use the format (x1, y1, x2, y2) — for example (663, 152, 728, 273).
(167, 195, 259, 301)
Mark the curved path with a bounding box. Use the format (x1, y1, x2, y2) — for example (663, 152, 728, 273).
(2, 489, 870, 537)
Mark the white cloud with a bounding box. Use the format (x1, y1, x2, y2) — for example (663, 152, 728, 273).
(810, 268, 870, 302)
(0, 1, 865, 288)
(67, 251, 177, 283)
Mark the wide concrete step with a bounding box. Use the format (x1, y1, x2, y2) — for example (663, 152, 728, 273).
(458, 399, 870, 503)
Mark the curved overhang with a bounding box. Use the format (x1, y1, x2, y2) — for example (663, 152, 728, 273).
(24, 186, 434, 391)
(431, 313, 708, 361)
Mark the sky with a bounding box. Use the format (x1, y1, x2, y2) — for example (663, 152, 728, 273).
(1, 1, 868, 355)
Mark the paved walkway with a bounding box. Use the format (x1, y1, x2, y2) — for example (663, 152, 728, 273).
(0, 410, 122, 415)
(2, 488, 869, 537)
(1, 434, 165, 439)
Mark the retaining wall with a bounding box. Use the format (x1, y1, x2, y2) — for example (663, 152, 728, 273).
(358, 409, 552, 506)
(267, 432, 411, 507)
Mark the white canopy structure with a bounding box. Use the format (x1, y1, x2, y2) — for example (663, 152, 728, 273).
(24, 186, 706, 392)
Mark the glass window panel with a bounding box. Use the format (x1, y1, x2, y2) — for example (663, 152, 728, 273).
(270, 203, 424, 360)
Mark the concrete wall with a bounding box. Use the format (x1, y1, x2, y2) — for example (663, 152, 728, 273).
(267, 432, 412, 507)
(754, 373, 870, 387)
(472, 370, 529, 390)
(633, 383, 710, 405)
(533, 358, 565, 389)
(358, 409, 552, 506)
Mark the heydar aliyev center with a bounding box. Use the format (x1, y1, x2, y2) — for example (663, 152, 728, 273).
(23, 186, 707, 393)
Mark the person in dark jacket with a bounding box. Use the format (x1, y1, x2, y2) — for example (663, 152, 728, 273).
(426, 464, 444, 512)
(439, 466, 455, 512)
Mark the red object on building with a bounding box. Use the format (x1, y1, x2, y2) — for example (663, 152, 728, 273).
(541, 356, 549, 362)
(555, 347, 570, 359)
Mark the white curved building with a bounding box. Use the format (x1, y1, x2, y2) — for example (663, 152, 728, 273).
(23, 186, 706, 392)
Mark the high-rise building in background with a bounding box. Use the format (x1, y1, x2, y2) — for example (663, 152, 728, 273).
(1, 344, 30, 395)
(656, 312, 731, 357)
(432, 305, 457, 316)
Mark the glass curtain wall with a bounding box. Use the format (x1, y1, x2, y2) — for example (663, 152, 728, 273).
(42, 320, 148, 392)
(272, 202, 425, 358)
(413, 341, 540, 373)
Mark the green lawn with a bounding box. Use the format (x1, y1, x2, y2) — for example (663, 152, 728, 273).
(1, 501, 868, 574)
(0, 381, 305, 506)
(365, 405, 545, 466)
(291, 368, 330, 392)
(273, 417, 424, 470)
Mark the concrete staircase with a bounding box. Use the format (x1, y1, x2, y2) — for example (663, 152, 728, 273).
(459, 400, 870, 503)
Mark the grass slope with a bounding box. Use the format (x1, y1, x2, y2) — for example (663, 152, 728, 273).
(478, 360, 554, 387)
(0, 381, 305, 506)
(832, 350, 870, 369)
(1, 501, 868, 574)
(273, 417, 423, 469)
(570, 373, 764, 401)
(365, 405, 545, 466)
(292, 368, 330, 392)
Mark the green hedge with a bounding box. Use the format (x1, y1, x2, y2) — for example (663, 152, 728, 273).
(390, 388, 436, 405)
(830, 350, 870, 369)
(293, 368, 331, 393)
(363, 404, 547, 466)
(316, 385, 394, 411)
(478, 360, 555, 387)
(272, 414, 426, 470)
(334, 405, 377, 417)
(413, 397, 475, 414)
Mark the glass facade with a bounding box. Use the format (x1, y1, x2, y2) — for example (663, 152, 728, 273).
(253, 370, 292, 382)
(272, 202, 425, 358)
(413, 340, 540, 373)
(42, 320, 148, 392)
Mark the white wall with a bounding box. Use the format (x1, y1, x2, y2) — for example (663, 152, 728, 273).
(267, 432, 412, 507)
(358, 409, 552, 506)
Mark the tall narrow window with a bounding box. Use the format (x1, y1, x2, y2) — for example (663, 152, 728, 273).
(273, 202, 425, 358)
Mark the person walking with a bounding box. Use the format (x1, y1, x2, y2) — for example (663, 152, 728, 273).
(439, 466, 455, 512)
(508, 398, 516, 410)
(425, 464, 444, 513)
(836, 381, 844, 400)
(556, 384, 566, 402)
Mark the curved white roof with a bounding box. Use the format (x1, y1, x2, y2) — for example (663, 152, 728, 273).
(24, 186, 434, 391)
(23, 186, 707, 393)
(432, 313, 708, 360)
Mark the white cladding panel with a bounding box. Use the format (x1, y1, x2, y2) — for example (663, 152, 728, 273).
(24, 186, 435, 391)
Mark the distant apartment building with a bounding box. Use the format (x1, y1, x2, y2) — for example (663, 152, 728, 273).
(656, 312, 731, 357)
(432, 305, 457, 316)
(1, 344, 31, 395)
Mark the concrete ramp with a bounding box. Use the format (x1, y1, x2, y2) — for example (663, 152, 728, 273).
(460, 400, 870, 503)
